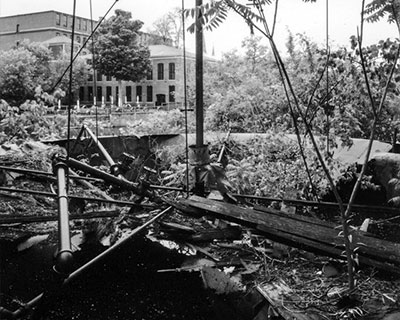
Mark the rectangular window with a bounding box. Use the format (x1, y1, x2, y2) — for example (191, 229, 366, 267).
(56, 13, 61, 26)
(96, 72, 102, 82)
(79, 87, 85, 101)
(106, 75, 112, 81)
(106, 86, 112, 102)
(136, 86, 142, 102)
(68, 16, 73, 28)
(83, 19, 87, 31)
(96, 86, 102, 100)
(63, 15, 67, 27)
(76, 36, 81, 43)
(169, 85, 175, 103)
(16, 24, 20, 33)
(157, 63, 164, 80)
(169, 63, 175, 80)
(56, 32, 60, 37)
(77, 18, 81, 30)
(147, 68, 153, 80)
(126, 86, 132, 102)
(147, 86, 153, 102)
(88, 87, 93, 101)
(88, 73, 93, 81)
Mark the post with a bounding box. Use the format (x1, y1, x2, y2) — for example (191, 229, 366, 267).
(54, 162, 73, 275)
(195, 0, 204, 147)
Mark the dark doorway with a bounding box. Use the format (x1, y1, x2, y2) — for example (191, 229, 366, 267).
(156, 94, 166, 106)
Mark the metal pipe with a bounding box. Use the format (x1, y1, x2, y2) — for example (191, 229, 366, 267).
(83, 125, 120, 176)
(195, 0, 204, 147)
(54, 162, 74, 275)
(0, 165, 104, 182)
(0, 186, 154, 208)
(9, 206, 173, 318)
(65, 206, 172, 284)
(60, 156, 155, 199)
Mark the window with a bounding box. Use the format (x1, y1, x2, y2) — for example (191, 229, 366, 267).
(76, 36, 81, 43)
(79, 87, 85, 101)
(83, 37, 87, 44)
(96, 86, 102, 100)
(83, 19, 87, 31)
(56, 32, 60, 37)
(88, 87, 93, 101)
(126, 86, 132, 102)
(136, 86, 142, 102)
(56, 13, 61, 26)
(169, 63, 175, 80)
(106, 86, 112, 102)
(157, 63, 164, 80)
(63, 33, 68, 38)
(106, 75, 112, 81)
(88, 73, 93, 81)
(68, 16, 73, 28)
(147, 86, 153, 102)
(116, 87, 119, 103)
(77, 18, 81, 30)
(63, 15, 67, 27)
(96, 72, 102, 82)
(169, 86, 175, 102)
(147, 68, 153, 80)
(16, 24, 20, 33)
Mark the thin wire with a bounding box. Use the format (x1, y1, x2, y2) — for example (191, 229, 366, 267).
(182, 0, 190, 198)
(326, 0, 330, 155)
(89, 0, 99, 139)
(50, 0, 119, 93)
(67, 0, 77, 162)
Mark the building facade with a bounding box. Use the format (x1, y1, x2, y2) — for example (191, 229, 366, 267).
(82, 45, 196, 108)
(0, 11, 207, 108)
(0, 11, 94, 51)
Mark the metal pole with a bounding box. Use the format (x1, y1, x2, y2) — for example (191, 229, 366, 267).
(83, 125, 121, 177)
(9, 206, 173, 318)
(65, 206, 173, 284)
(195, 0, 204, 147)
(54, 162, 74, 275)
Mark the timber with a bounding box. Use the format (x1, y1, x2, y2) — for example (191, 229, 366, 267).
(180, 196, 400, 274)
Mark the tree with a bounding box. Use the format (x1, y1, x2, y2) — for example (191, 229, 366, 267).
(94, 9, 152, 107)
(149, 8, 183, 48)
(0, 40, 88, 106)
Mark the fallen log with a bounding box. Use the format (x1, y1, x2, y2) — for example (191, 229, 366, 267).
(179, 196, 400, 274)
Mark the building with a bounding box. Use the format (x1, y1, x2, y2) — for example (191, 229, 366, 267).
(0, 11, 94, 51)
(82, 45, 196, 108)
(0, 10, 211, 108)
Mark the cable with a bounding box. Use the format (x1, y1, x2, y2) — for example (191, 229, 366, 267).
(182, 0, 190, 198)
(90, 0, 99, 140)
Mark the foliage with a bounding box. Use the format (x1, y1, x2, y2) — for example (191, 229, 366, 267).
(0, 40, 88, 106)
(155, 131, 347, 200)
(94, 9, 152, 83)
(48, 52, 89, 97)
(0, 98, 79, 143)
(149, 8, 183, 47)
(120, 109, 195, 136)
(364, 0, 400, 27)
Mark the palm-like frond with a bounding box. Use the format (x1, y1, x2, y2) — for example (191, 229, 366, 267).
(364, 0, 398, 23)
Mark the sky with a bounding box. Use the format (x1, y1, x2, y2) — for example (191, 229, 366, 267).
(0, 0, 398, 57)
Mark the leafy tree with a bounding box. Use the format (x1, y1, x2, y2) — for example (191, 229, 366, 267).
(94, 9, 152, 106)
(149, 8, 183, 47)
(0, 40, 88, 106)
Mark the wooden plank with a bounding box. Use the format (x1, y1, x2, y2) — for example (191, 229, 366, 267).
(180, 196, 400, 271)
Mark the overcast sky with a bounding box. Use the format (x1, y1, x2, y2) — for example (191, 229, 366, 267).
(0, 0, 398, 56)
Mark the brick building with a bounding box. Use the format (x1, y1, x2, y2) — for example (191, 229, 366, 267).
(0, 10, 203, 108)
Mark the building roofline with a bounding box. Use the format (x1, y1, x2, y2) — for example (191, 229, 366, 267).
(0, 10, 95, 21)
